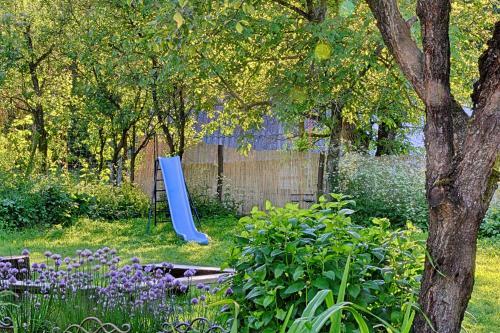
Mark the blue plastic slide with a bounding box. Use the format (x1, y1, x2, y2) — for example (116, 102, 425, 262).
(158, 156, 209, 245)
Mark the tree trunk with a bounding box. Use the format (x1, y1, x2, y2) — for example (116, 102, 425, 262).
(325, 101, 342, 193)
(362, 1, 499, 332)
(375, 121, 396, 156)
(130, 125, 136, 183)
(24, 24, 51, 174)
(97, 127, 106, 175)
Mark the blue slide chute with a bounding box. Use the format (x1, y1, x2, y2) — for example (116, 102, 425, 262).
(158, 156, 209, 245)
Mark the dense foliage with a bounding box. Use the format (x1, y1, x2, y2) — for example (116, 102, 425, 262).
(339, 154, 428, 228)
(0, 171, 149, 229)
(480, 207, 500, 239)
(225, 195, 424, 332)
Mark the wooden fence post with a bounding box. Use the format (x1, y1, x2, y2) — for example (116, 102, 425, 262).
(217, 144, 224, 202)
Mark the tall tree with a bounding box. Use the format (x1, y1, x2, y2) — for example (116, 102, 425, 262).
(0, 0, 70, 174)
(364, 0, 499, 332)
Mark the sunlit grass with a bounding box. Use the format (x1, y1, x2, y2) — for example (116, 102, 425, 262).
(0, 216, 238, 266)
(462, 239, 500, 333)
(1, 219, 498, 332)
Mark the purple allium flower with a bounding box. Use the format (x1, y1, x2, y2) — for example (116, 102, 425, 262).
(44, 251, 52, 258)
(40, 263, 47, 270)
(131, 257, 140, 264)
(196, 283, 205, 290)
(64, 257, 71, 264)
(88, 256, 94, 262)
(17, 258, 24, 264)
(190, 297, 199, 305)
(8, 275, 17, 284)
(180, 284, 188, 293)
(200, 295, 206, 302)
(183, 269, 196, 277)
(21, 248, 30, 256)
(20, 268, 28, 274)
(55, 259, 62, 267)
(225, 287, 234, 296)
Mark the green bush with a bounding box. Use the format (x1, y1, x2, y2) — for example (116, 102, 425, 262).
(74, 182, 149, 220)
(339, 154, 428, 228)
(190, 190, 241, 218)
(225, 195, 424, 333)
(0, 175, 75, 229)
(480, 207, 500, 239)
(0, 169, 149, 229)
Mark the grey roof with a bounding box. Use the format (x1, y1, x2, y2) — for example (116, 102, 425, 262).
(197, 107, 473, 152)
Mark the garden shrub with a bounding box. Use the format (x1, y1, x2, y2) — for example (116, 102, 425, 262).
(339, 154, 428, 228)
(0, 175, 75, 229)
(225, 195, 424, 333)
(0, 169, 149, 229)
(74, 182, 149, 220)
(480, 207, 500, 239)
(190, 190, 241, 218)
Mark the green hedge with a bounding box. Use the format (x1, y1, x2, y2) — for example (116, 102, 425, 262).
(0, 171, 149, 229)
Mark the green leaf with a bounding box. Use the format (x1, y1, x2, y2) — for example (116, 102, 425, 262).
(236, 22, 244, 34)
(312, 277, 330, 289)
(262, 295, 274, 308)
(173, 11, 184, 28)
(348, 284, 361, 299)
(292, 266, 304, 281)
(314, 42, 331, 60)
(265, 200, 273, 210)
(178, 0, 188, 7)
(274, 263, 286, 278)
(283, 282, 305, 295)
(246, 286, 266, 300)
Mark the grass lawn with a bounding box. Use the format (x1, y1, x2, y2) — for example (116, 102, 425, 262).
(0, 218, 498, 332)
(462, 240, 500, 333)
(0, 216, 238, 266)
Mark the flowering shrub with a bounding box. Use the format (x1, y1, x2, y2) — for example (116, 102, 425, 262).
(225, 195, 424, 332)
(0, 248, 231, 332)
(338, 154, 428, 228)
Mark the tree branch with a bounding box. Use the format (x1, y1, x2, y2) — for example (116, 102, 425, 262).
(272, 0, 311, 20)
(364, 0, 425, 98)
